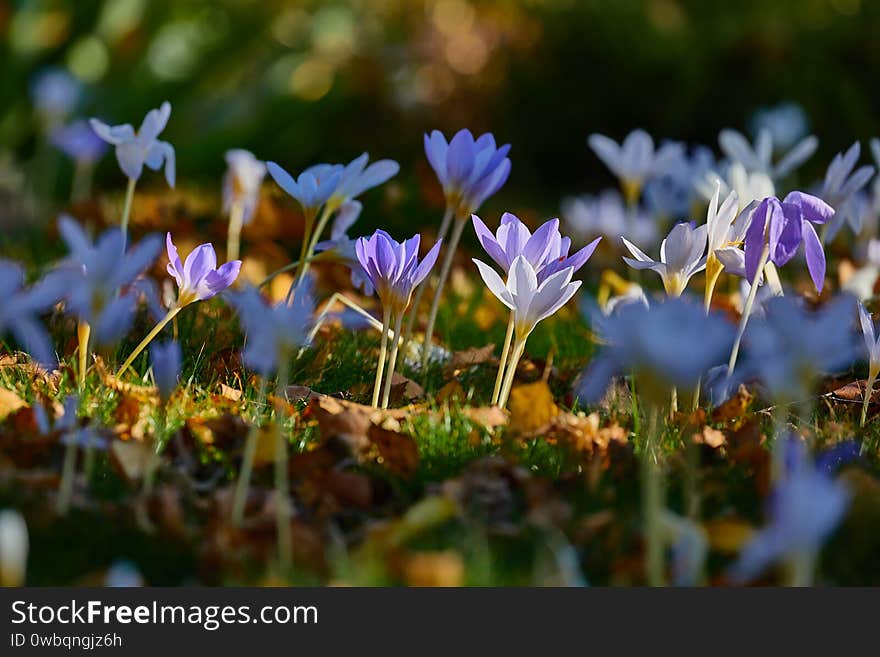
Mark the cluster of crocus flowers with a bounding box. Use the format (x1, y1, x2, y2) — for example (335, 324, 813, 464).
(355, 230, 442, 408)
(116, 234, 240, 378)
(223, 149, 267, 262)
(472, 212, 599, 406)
(91, 102, 175, 239)
(412, 129, 511, 370)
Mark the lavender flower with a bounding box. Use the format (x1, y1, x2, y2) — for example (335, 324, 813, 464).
(719, 127, 817, 180)
(819, 142, 876, 240)
(31, 68, 81, 123)
(857, 301, 880, 426)
(577, 298, 735, 406)
(150, 341, 181, 403)
(266, 161, 343, 214)
(50, 120, 108, 163)
(471, 213, 561, 273)
(743, 192, 834, 294)
(424, 129, 511, 217)
(749, 102, 809, 152)
(166, 234, 241, 307)
(0, 260, 64, 366)
(223, 149, 267, 226)
(355, 230, 442, 408)
(228, 283, 314, 377)
(57, 216, 162, 345)
(562, 190, 658, 248)
(91, 102, 175, 187)
(622, 222, 707, 297)
(329, 153, 399, 209)
(588, 130, 683, 204)
(728, 437, 850, 586)
(738, 295, 859, 401)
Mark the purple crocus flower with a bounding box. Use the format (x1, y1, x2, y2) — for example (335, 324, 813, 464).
(31, 68, 81, 122)
(356, 230, 442, 314)
(165, 234, 241, 306)
(150, 341, 181, 403)
(50, 120, 108, 163)
(0, 260, 65, 366)
(91, 102, 175, 187)
(424, 129, 511, 216)
(743, 192, 834, 293)
(266, 161, 344, 213)
(329, 153, 399, 209)
(728, 436, 850, 585)
(228, 282, 314, 377)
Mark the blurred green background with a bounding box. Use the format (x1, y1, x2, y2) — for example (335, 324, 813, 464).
(2, 0, 880, 218)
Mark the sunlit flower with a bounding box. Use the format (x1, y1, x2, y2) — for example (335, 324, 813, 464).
(727, 162, 775, 210)
(471, 213, 561, 273)
(267, 161, 343, 214)
(329, 153, 400, 209)
(50, 120, 108, 163)
(622, 222, 707, 297)
(749, 102, 809, 152)
(719, 127, 817, 180)
(577, 297, 734, 406)
(91, 101, 175, 187)
(743, 192, 833, 293)
(588, 129, 683, 204)
(223, 149, 267, 225)
(166, 234, 241, 307)
(819, 142, 876, 240)
(150, 341, 181, 404)
(728, 437, 850, 586)
(424, 129, 511, 217)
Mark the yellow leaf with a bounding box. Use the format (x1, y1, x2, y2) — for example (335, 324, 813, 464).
(508, 381, 559, 434)
(0, 388, 27, 421)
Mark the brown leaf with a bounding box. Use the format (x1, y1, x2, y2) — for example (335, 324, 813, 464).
(435, 380, 466, 404)
(389, 372, 424, 403)
(444, 344, 496, 376)
(830, 380, 880, 403)
(692, 425, 726, 448)
(711, 384, 753, 425)
(551, 411, 628, 455)
(110, 439, 151, 482)
(219, 384, 242, 402)
(0, 388, 27, 421)
(507, 381, 559, 434)
(367, 424, 419, 478)
(462, 405, 508, 429)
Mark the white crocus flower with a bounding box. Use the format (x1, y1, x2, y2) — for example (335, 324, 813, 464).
(588, 129, 683, 205)
(621, 222, 707, 297)
(820, 142, 875, 241)
(728, 162, 775, 210)
(474, 255, 581, 408)
(858, 301, 880, 427)
(719, 127, 817, 180)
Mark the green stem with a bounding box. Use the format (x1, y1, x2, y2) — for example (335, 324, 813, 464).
(274, 358, 292, 571)
(117, 306, 182, 378)
(71, 159, 94, 203)
(492, 313, 515, 406)
(372, 307, 392, 408)
(727, 243, 770, 378)
(226, 200, 245, 263)
(421, 213, 467, 371)
(380, 312, 405, 409)
(400, 206, 455, 360)
(305, 204, 335, 263)
(787, 550, 816, 587)
(120, 177, 137, 244)
(861, 372, 876, 429)
(642, 404, 665, 586)
(232, 380, 268, 527)
(143, 406, 166, 497)
(291, 208, 318, 289)
(498, 337, 527, 409)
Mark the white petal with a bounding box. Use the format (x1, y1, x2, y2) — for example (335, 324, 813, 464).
(473, 259, 514, 310)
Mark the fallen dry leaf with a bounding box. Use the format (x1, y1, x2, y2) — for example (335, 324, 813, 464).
(444, 344, 496, 376)
(219, 384, 242, 402)
(0, 388, 27, 421)
(507, 381, 559, 434)
(367, 424, 419, 478)
(692, 425, 726, 448)
(110, 439, 151, 482)
(711, 384, 753, 425)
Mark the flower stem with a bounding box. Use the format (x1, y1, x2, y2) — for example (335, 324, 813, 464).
(421, 213, 467, 372)
(726, 243, 770, 378)
(305, 203, 335, 262)
(642, 404, 666, 586)
(400, 206, 454, 361)
(232, 378, 268, 527)
(71, 159, 94, 203)
(143, 406, 166, 498)
(295, 205, 330, 286)
(861, 371, 876, 429)
(380, 312, 405, 409)
(274, 358, 292, 571)
(492, 313, 515, 406)
(372, 307, 392, 408)
(787, 549, 816, 587)
(77, 320, 90, 391)
(226, 200, 245, 263)
(116, 306, 182, 378)
(498, 337, 527, 409)
(120, 177, 137, 244)
(291, 208, 318, 288)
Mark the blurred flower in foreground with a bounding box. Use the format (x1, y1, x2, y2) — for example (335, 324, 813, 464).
(749, 102, 809, 152)
(356, 230, 442, 408)
(622, 222, 707, 297)
(738, 295, 858, 402)
(728, 436, 850, 586)
(577, 297, 734, 406)
(0, 259, 65, 366)
(50, 120, 107, 163)
(0, 510, 28, 586)
(223, 149, 267, 262)
(150, 341, 182, 404)
(818, 142, 875, 241)
(588, 129, 683, 205)
(31, 68, 81, 126)
(719, 127, 817, 180)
